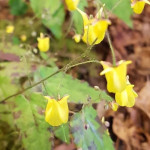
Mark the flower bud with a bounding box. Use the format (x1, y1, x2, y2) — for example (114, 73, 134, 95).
(37, 33, 50, 52)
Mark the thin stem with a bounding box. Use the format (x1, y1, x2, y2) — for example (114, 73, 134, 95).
(51, 42, 95, 98)
(103, 6, 116, 66)
(106, 32, 116, 66)
(67, 60, 100, 69)
(0, 60, 100, 104)
(64, 15, 73, 37)
(111, 0, 123, 12)
(0, 70, 60, 104)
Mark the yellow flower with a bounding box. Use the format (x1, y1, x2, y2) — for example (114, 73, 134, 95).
(65, 0, 80, 11)
(111, 102, 118, 111)
(115, 84, 138, 107)
(100, 60, 132, 93)
(20, 34, 27, 42)
(101, 116, 105, 123)
(6, 25, 14, 34)
(131, 0, 150, 14)
(37, 33, 50, 52)
(77, 8, 111, 45)
(45, 95, 69, 126)
(73, 34, 81, 43)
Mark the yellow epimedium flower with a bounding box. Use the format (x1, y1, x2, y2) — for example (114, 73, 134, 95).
(73, 34, 81, 43)
(45, 95, 69, 126)
(77, 8, 111, 45)
(131, 0, 150, 14)
(20, 34, 27, 42)
(6, 25, 14, 34)
(37, 33, 50, 52)
(65, 0, 80, 11)
(115, 84, 138, 107)
(100, 60, 132, 93)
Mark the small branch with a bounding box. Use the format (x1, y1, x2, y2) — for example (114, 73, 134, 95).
(106, 32, 116, 66)
(101, 5, 117, 66)
(0, 60, 100, 104)
(67, 60, 100, 69)
(64, 15, 73, 37)
(0, 70, 60, 104)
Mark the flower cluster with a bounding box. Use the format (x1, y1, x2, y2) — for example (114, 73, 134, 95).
(100, 60, 138, 109)
(65, 0, 110, 45)
(77, 9, 111, 45)
(43, 0, 141, 126)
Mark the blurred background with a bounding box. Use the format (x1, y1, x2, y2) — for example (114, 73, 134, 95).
(0, 0, 150, 150)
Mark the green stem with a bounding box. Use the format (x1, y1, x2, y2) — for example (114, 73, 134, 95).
(103, 5, 116, 66)
(106, 32, 116, 66)
(0, 60, 100, 104)
(67, 60, 100, 69)
(0, 70, 60, 104)
(64, 15, 73, 37)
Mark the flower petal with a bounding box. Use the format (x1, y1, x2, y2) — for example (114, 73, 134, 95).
(45, 96, 69, 126)
(58, 95, 69, 123)
(65, 0, 80, 11)
(45, 99, 64, 126)
(115, 84, 137, 107)
(77, 8, 89, 26)
(115, 90, 128, 106)
(100, 68, 113, 75)
(132, 1, 145, 14)
(37, 37, 50, 52)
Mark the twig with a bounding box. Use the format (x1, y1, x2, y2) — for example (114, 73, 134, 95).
(0, 70, 60, 104)
(106, 32, 116, 66)
(0, 60, 100, 104)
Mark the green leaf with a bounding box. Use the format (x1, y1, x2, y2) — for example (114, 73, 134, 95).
(9, 0, 28, 16)
(72, 0, 88, 34)
(35, 66, 113, 103)
(30, 0, 65, 39)
(0, 43, 26, 56)
(54, 123, 70, 144)
(12, 36, 20, 45)
(70, 106, 114, 150)
(100, 0, 133, 27)
(0, 76, 18, 100)
(13, 94, 51, 150)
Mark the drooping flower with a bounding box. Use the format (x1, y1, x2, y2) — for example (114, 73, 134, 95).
(6, 25, 14, 34)
(65, 0, 80, 11)
(37, 33, 50, 52)
(100, 60, 132, 93)
(131, 0, 150, 14)
(77, 8, 111, 45)
(115, 84, 138, 107)
(45, 95, 69, 126)
(73, 34, 81, 43)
